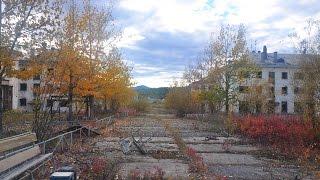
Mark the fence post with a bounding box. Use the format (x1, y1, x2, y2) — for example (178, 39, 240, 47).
(61, 136, 64, 151)
(43, 142, 46, 154)
(70, 132, 73, 146)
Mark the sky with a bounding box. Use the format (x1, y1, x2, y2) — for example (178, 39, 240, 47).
(96, 0, 320, 87)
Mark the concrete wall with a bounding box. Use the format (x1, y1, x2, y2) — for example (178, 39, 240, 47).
(236, 67, 297, 114)
(9, 77, 39, 112)
(263, 67, 296, 114)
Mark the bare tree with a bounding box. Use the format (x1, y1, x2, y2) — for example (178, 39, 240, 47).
(185, 24, 257, 114)
(0, 0, 63, 136)
(291, 19, 320, 128)
(58, 0, 120, 122)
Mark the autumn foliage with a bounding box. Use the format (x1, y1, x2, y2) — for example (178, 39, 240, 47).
(186, 147, 207, 174)
(235, 115, 319, 158)
(129, 166, 165, 180)
(21, 1, 135, 119)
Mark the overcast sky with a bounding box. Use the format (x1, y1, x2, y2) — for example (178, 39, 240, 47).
(96, 0, 320, 87)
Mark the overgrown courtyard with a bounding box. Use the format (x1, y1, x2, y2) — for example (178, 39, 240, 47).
(27, 103, 320, 179)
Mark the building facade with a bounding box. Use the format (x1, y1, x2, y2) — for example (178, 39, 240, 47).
(3, 60, 41, 112)
(240, 46, 299, 114)
(190, 45, 301, 114)
(3, 59, 76, 113)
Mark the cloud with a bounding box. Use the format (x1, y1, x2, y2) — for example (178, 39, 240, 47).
(112, 0, 320, 87)
(117, 27, 145, 49)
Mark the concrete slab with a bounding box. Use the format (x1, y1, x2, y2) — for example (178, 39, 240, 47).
(99, 136, 241, 144)
(118, 160, 189, 179)
(96, 141, 179, 152)
(183, 137, 241, 144)
(120, 155, 184, 163)
(200, 153, 264, 165)
(189, 144, 259, 153)
(207, 164, 300, 180)
(101, 137, 174, 143)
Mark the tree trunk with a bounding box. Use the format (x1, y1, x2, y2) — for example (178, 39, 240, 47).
(85, 96, 93, 119)
(68, 74, 73, 123)
(0, 0, 3, 137)
(68, 89, 73, 122)
(225, 73, 230, 114)
(85, 96, 89, 118)
(89, 95, 93, 119)
(0, 84, 3, 137)
(104, 98, 107, 111)
(0, 0, 2, 45)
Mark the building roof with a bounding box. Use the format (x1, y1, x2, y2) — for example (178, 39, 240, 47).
(250, 46, 300, 69)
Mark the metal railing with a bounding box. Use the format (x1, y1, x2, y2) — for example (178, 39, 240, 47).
(1, 115, 115, 159)
(0, 115, 117, 180)
(96, 115, 114, 125)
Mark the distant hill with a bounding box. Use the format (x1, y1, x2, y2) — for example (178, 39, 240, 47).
(134, 85, 169, 99)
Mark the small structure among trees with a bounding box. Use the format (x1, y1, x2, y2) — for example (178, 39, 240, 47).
(0, 0, 135, 137)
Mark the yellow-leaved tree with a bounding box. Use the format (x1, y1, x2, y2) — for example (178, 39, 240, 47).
(97, 48, 134, 112)
(0, 0, 63, 135)
(24, 0, 133, 123)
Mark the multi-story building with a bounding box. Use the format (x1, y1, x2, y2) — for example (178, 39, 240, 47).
(240, 45, 299, 114)
(2, 58, 73, 113)
(0, 79, 13, 111)
(3, 60, 41, 112)
(190, 45, 301, 114)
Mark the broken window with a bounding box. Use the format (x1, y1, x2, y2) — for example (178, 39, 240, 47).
(281, 101, 287, 113)
(282, 72, 288, 79)
(257, 71, 262, 78)
(269, 86, 275, 96)
(20, 83, 27, 91)
(46, 99, 54, 107)
(20, 98, 27, 106)
(33, 84, 40, 97)
(33, 74, 41, 80)
(269, 72, 275, 83)
(59, 100, 68, 107)
(282, 86, 288, 95)
(239, 86, 249, 93)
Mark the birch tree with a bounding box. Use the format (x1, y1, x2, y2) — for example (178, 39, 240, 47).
(291, 19, 320, 128)
(185, 24, 257, 114)
(0, 0, 63, 136)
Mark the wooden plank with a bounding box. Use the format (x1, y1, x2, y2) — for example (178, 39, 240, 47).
(0, 146, 40, 173)
(0, 153, 52, 180)
(0, 133, 37, 153)
(0, 132, 31, 142)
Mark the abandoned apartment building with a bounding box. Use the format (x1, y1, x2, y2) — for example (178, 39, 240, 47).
(1, 59, 69, 113)
(191, 45, 302, 114)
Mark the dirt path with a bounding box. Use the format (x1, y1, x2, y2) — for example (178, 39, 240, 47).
(96, 105, 308, 179)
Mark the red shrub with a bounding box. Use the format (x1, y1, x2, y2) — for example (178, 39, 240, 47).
(235, 114, 318, 157)
(129, 166, 165, 180)
(185, 147, 207, 174)
(92, 157, 107, 174)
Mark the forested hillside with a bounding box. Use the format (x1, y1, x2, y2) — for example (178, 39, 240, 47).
(134, 85, 169, 99)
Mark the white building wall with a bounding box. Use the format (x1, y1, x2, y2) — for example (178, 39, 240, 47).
(8, 77, 39, 112)
(262, 67, 296, 114)
(235, 66, 297, 114)
(7, 61, 41, 112)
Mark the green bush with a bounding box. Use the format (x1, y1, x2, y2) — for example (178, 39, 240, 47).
(129, 97, 150, 112)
